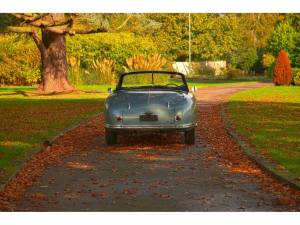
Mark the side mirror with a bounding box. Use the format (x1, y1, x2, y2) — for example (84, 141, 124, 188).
(107, 88, 113, 94)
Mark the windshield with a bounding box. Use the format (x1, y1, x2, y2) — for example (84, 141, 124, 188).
(118, 72, 188, 91)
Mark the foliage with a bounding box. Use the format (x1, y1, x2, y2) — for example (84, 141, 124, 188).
(1, 13, 297, 85)
(262, 53, 276, 78)
(262, 53, 276, 69)
(273, 50, 293, 85)
(267, 61, 276, 78)
(0, 34, 40, 85)
(123, 54, 167, 72)
(293, 70, 300, 86)
(234, 47, 258, 72)
(122, 54, 168, 84)
(267, 20, 297, 57)
(92, 58, 117, 84)
(67, 56, 82, 86)
(290, 32, 300, 68)
(198, 67, 216, 76)
(225, 14, 278, 73)
(191, 14, 239, 61)
(67, 32, 157, 73)
(226, 67, 245, 79)
(0, 32, 157, 86)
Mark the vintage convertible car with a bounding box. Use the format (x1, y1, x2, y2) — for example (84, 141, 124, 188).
(104, 71, 197, 145)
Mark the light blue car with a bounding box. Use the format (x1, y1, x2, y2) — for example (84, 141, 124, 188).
(104, 71, 197, 145)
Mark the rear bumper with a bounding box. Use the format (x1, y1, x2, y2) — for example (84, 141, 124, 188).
(105, 123, 197, 132)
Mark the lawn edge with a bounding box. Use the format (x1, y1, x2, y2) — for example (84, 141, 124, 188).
(0, 112, 103, 192)
(220, 98, 300, 190)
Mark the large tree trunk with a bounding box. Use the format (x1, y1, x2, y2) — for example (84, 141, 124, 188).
(38, 30, 74, 93)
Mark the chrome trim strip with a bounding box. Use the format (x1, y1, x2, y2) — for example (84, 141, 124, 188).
(105, 123, 197, 129)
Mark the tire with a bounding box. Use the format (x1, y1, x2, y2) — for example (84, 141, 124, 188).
(184, 128, 195, 145)
(105, 128, 117, 145)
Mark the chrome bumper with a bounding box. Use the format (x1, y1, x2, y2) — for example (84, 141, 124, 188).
(105, 123, 197, 130)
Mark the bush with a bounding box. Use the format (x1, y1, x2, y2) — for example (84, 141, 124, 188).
(92, 58, 117, 85)
(226, 67, 245, 79)
(67, 33, 158, 73)
(122, 54, 168, 84)
(273, 50, 293, 85)
(293, 69, 300, 86)
(123, 54, 167, 72)
(263, 53, 276, 78)
(67, 56, 82, 86)
(267, 61, 276, 78)
(0, 34, 40, 85)
(198, 67, 216, 76)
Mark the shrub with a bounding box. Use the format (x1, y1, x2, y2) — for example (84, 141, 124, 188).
(67, 56, 82, 86)
(273, 50, 293, 85)
(92, 58, 116, 85)
(123, 54, 167, 72)
(226, 67, 245, 79)
(67, 33, 158, 73)
(0, 34, 40, 85)
(263, 53, 275, 68)
(267, 61, 276, 78)
(123, 54, 168, 85)
(293, 70, 300, 86)
(262, 53, 276, 78)
(198, 67, 216, 76)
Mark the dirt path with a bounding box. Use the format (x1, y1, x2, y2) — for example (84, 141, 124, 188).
(5, 83, 300, 211)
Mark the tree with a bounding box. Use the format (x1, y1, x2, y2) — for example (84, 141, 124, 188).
(0, 13, 132, 93)
(191, 14, 239, 61)
(273, 49, 292, 85)
(146, 14, 240, 61)
(267, 20, 297, 57)
(230, 14, 279, 73)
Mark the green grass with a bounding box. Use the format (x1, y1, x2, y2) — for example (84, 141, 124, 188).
(227, 86, 300, 177)
(0, 87, 108, 185)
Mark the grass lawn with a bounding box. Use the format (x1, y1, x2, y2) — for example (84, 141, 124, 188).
(0, 87, 108, 186)
(227, 86, 300, 177)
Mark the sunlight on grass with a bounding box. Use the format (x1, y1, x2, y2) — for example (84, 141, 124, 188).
(228, 86, 300, 177)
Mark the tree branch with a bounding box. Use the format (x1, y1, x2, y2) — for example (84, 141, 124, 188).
(13, 13, 72, 28)
(30, 29, 45, 53)
(44, 26, 108, 35)
(3, 26, 33, 33)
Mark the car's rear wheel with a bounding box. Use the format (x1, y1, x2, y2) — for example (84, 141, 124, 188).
(105, 128, 117, 145)
(184, 128, 195, 145)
